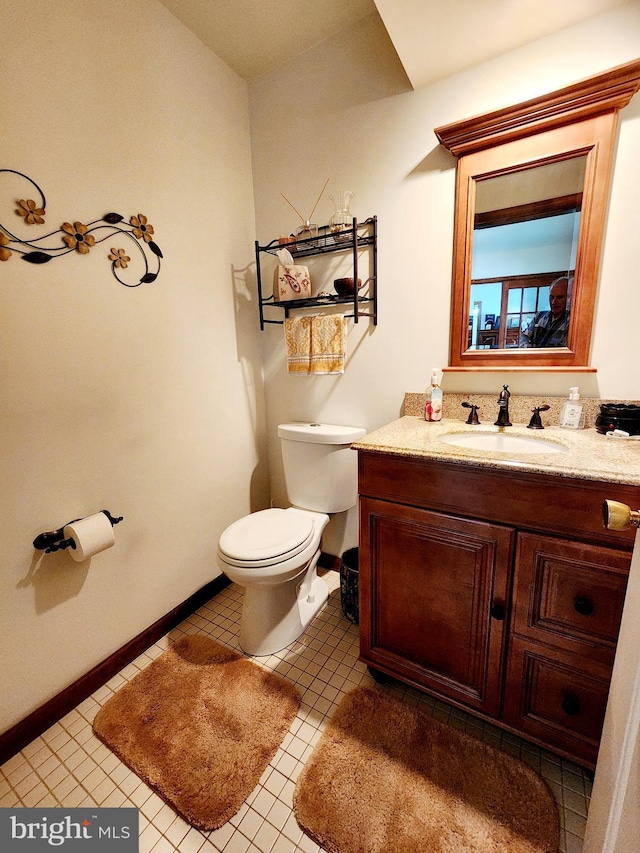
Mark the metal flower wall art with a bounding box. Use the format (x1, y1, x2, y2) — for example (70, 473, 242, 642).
(0, 169, 162, 287)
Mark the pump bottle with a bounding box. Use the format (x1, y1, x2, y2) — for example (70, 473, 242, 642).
(424, 369, 443, 422)
(560, 387, 585, 429)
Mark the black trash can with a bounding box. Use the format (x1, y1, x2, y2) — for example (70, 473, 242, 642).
(340, 547, 359, 624)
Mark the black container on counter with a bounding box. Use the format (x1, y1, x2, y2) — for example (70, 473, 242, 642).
(595, 403, 640, 435)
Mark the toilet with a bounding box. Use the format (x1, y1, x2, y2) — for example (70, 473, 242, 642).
(216, 422, 366, 656)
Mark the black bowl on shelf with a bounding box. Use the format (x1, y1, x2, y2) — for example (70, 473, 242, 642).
(595, 403, 640, 435)
(334, 277, 362, 296)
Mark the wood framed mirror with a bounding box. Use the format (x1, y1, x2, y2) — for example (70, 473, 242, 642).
(435, 60, 640, 371)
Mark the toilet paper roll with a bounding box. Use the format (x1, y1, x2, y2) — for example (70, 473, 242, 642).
(63, 512, 116, 562)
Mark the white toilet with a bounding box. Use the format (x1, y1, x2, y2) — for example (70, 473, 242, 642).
(216, 422, 366, 656)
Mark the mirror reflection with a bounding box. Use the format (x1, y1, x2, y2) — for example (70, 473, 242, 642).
(467, 156, 585, 351)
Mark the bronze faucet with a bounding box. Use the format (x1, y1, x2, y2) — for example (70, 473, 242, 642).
(494, 384, 512, 427)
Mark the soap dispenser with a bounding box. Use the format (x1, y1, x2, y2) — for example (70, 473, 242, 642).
(560, 387, 585, 429)
(424, 369, 443, 422)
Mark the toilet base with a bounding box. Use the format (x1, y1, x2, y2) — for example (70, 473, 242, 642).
(238, 551, 328, 656)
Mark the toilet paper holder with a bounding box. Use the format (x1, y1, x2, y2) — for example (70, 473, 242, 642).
(33, 510, 124, 553)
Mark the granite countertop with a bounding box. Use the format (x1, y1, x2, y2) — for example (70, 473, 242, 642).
(352, 416, 640, 487)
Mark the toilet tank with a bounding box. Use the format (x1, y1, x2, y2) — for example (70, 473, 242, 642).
(278, 423, 366, 513)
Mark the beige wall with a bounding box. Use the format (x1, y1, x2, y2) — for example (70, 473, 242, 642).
(249, 4, 640, 556)
(0, 0, 268, 733)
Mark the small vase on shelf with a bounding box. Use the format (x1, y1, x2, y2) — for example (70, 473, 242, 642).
(294, 220, 318, 249)
(329, 190, 354, 243)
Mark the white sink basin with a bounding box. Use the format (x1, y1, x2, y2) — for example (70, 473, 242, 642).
(439, 431, 565, 454)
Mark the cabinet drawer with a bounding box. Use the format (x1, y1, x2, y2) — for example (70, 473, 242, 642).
(512, 532, 629, 660)
(503, 636, 611, 767)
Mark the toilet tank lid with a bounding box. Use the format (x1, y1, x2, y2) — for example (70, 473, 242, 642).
(278, 423, 366, 445)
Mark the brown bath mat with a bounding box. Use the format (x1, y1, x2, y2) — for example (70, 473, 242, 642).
(93, 635, 300, 830)
(294, 686, 560, 853)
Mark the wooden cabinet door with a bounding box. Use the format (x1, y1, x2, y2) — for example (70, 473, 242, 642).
(359, 497, 514, 716)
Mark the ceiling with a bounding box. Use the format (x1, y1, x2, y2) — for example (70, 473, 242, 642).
(156, 0, 633, 86)
(156, 0, 378, 81)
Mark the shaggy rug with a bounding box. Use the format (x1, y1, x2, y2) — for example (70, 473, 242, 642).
(294, 687, 560, 853)
(93, 635, 300, 830)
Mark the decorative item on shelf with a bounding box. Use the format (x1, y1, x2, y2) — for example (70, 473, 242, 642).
(280, 178, 329, 251)
(295, 221, 318, 243)
(0, 169, 162, 287)
(333, 277, 362, 296)
(273, 248, 311, 302)
(329, 190, 354, 243)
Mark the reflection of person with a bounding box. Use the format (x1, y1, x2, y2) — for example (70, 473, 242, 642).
(520, 276, 571, 347)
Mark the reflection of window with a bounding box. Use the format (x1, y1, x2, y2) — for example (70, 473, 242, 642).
(506, 283, 549, 345)
(468, 272, 569, 349)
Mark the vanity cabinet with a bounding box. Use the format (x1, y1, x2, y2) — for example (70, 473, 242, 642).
(358, 450, 636, 768)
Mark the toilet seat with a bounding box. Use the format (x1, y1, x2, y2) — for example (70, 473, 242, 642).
(218, 508, 315, 567)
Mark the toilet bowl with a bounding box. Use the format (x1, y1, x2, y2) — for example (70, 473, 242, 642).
(216, 422, 366, 656)
(217, 507, 329, 655)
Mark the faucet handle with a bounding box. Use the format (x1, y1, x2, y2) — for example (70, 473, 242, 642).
(528, 404, 551, 430)
(461, 401, 481, 425)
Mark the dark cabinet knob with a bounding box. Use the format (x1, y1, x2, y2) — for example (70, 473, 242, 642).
(561, 693, 581, 716)
(490, 603, 506, 621)
(574, 596, 594, 616)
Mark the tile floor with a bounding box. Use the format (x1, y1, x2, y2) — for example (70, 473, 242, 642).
(1, 569, 592, 853)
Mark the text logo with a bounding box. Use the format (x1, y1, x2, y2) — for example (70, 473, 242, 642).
(0, 808, 138, 851)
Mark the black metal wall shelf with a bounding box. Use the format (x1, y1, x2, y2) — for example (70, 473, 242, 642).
(255, 216, 377, 330)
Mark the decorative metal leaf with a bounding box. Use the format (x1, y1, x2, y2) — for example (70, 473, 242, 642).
(141, 272, 158, 283)
(103, 212, 124, 224)
(148, 240, 163, 258)
(22, 251, 52, 264)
